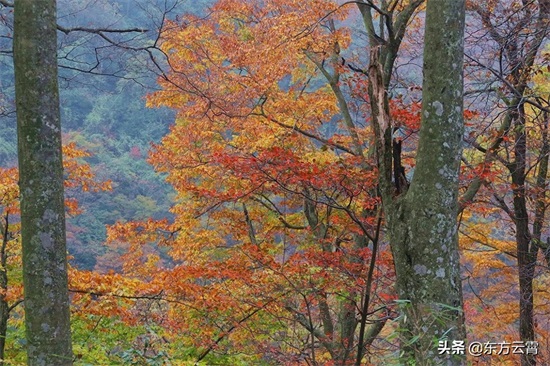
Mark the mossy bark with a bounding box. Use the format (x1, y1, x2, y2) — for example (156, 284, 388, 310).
(13, 0, 73, 365)
(383, 0, 467, 364)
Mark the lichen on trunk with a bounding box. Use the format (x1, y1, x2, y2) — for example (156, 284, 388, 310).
(371, 0, 467, 364)
(13, 0, 73, 364)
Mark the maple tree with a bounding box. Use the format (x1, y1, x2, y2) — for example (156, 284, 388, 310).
(83, 0, 400, 364)
(87, 0, 469, 364)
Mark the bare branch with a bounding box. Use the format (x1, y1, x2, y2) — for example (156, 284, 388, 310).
(57, 25, 147, 35)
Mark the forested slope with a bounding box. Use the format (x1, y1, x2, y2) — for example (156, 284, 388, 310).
(1, 0, 213, 269)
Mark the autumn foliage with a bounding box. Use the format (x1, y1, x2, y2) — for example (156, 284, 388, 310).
(67, 0, 404, 364)
(69, 0, 550, 364)
(1, 0, 549, 365)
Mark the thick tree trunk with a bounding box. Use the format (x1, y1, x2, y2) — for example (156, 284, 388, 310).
(13, 0, 73, 365)
(384, 1, 466, 364)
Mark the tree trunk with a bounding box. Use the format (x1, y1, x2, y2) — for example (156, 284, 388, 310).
(13, 0, 73, 364)
(0, 215, 9, 365)
(465, 3, 550, 364)
(534, 111, 549, 266)
(0, 289, 7, 366)
(510, 102, 537, 366)
(382, 1, 467, 363)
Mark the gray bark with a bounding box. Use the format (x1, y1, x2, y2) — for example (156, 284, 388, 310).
(356, 0, 466, 363)
(381, 0, 467, 364)
(13, 0, 73, 365)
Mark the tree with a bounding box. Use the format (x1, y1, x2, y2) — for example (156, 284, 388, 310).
(458, 2, 550, 365)
(13, 0, 73, 364)
(350, 0, 467, 362)
(386, 0, 467, 361)
(64, 0, 470, 364)
(92, 0, 468, 364)
(87, 1, 398, 364)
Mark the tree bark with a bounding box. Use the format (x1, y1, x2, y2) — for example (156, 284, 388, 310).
(13, 0, 73, 364)
(534, 111, 549, 266)
(508, 102, 536, 366)
(381, 1, 467, 363)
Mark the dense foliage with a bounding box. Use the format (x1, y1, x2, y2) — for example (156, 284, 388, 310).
(1, 0, 549, 365)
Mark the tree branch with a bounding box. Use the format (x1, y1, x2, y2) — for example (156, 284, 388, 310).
(57, 25, 147, 35)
